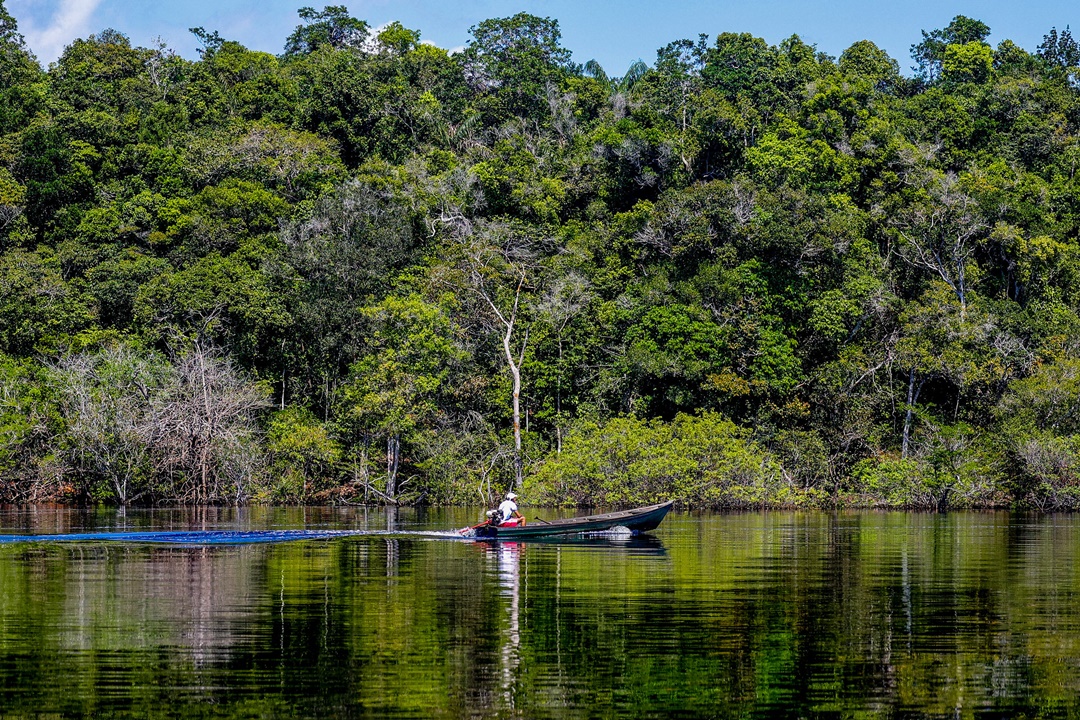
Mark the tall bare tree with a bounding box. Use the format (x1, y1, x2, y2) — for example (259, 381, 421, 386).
(447, 220, 541, 490)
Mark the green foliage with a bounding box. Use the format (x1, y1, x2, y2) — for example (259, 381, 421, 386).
(283, 6, 369, 58)
(616, 303, 730, 417)
(2, 10, 1080, 507)
(50, 30, 150, 114)
(1037, 26, 1080, 69)
(527, 412, 792, 508)
(289, 41, 454, 165)
(84, 248, 169, 328)
(17, 121, 95, 238)
(0, 3, 43, 135)
(0, 249, 93, 354)
(702, 32, 792, 112)
(335, 294, 466, 500)
(375, 22, 421, 56)
(264, 406, 341, 501)
(133, 249, 291, 364)
(183, 41, 298, 125)
(461, 13, 574, 122)
(942, 42, 994, 84)
(996, 358, 1080, 509)
(279, 179, 417, 398)
(839, 40, 901, 88)
(182, 123, 345, 201)
(340, 296, 463, 433)
(0, 354, 61, 499)
(848, 456, 924, 506)
(848, 434, 1007, 510)
(911, 15, 991, 82)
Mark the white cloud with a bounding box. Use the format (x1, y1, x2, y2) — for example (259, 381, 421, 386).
(19, 0, 103, 63)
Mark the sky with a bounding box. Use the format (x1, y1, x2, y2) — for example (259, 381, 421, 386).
(5, 0, 1078, 75)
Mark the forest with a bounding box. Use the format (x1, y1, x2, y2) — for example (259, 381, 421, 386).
(1, 4, 1079, 509)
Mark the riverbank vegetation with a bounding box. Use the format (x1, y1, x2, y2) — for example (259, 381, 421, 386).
(2, 5, 1080, 509)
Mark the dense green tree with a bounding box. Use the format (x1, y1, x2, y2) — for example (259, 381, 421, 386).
(838, 40, 901, 89)
(264, 406, 341, 501)
(16, 120, 96, 240)
(51, 29, 151, 114)
(278, 178, 418, 408)
(911, 15, 991, 82)
(133, 249, 291, 367)
(460, 13, 575, 122)
(942, 41, 994, 84)
(997, 358, 1080, 508)
(0, 249, 93, 354)
(0, 354, 59, 499)
(290, 42, 450, 165)
(337, 294, 465, 501)
(181, 122, 345, 202)
(0, 1, 43, 135)
(1037, 26, 1080, 69)
(282, 5, 369, 58)
(182, 40, 297, 125)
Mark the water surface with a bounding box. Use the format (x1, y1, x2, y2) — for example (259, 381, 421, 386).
(1, 507, 1078, 718)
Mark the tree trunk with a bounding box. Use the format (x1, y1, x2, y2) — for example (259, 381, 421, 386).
(470, 255, 530, 491)
(512, 363, 523, 489)
(494, 271, 528, 491)
(504, 328, 524, 489)
(555, 338, 563, 455)
(386, 434, 400, 500)
(901, 370, 924, 459)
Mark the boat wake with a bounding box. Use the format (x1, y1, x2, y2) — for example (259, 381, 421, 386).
(0, 529, 470, 545)
(585, 525, 634, 539)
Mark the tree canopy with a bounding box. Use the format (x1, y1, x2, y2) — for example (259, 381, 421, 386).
(1, 4, 1080, 509)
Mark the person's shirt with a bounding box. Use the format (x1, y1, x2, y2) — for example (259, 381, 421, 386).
(498, 499, 518, 522)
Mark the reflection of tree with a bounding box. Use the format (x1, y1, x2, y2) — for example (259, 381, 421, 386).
(495, 542, 523, 707)
(10, 513, 1080, 716)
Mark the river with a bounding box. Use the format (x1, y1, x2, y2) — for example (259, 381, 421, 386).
(1, 506, 1078, 718)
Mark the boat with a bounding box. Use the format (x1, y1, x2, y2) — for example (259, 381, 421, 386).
(460, 500, 674, 539)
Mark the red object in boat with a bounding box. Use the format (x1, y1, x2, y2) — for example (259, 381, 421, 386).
(462, 514, 527, 534)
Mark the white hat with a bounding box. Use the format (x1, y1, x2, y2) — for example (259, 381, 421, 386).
(505, 492, 518, 500)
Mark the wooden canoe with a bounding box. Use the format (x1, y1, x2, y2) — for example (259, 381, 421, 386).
(463, 500, 674, 539)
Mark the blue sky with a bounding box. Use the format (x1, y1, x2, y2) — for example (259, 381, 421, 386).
(6, 0, 1077, 75)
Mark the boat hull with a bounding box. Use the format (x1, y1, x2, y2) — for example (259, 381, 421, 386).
(466, 501, 674, 539)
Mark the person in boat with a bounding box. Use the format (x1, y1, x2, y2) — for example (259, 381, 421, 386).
(494, 492, 525, 527)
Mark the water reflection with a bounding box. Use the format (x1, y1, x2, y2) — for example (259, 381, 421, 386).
(495, 543, 523, 709)
(2, 511, 1080, 717)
